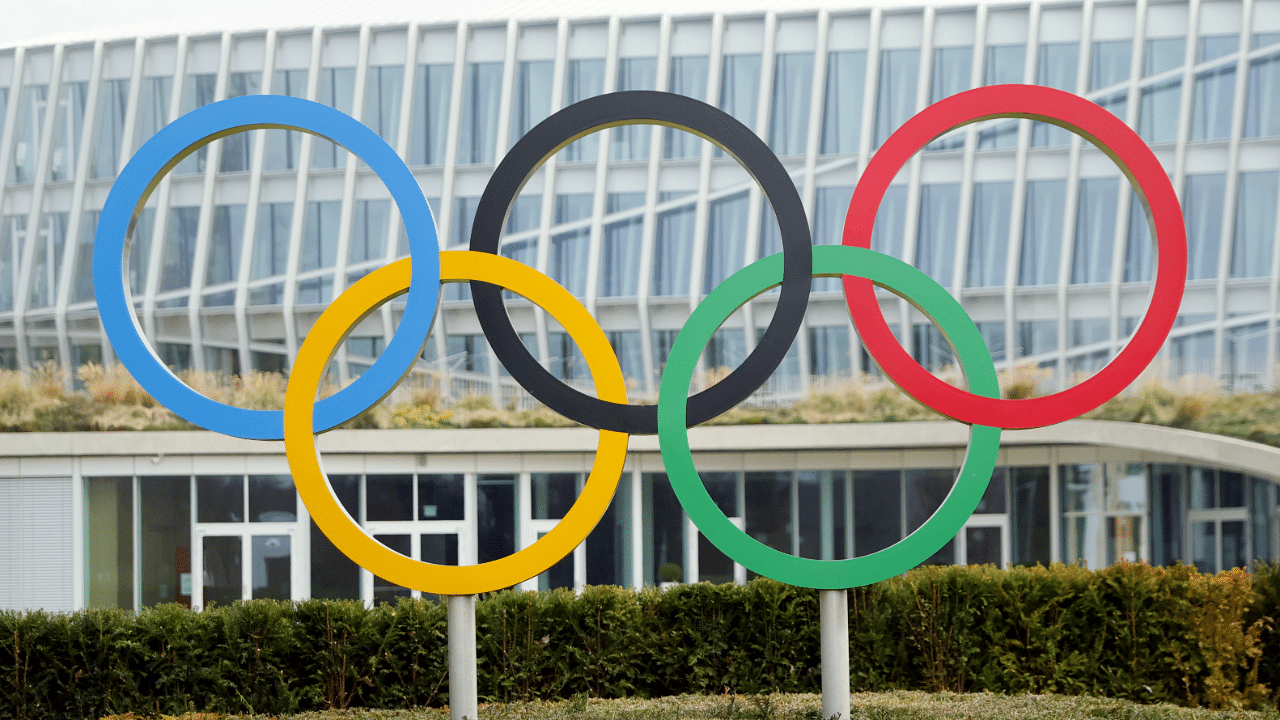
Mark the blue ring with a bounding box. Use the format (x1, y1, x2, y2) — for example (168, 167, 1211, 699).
(94, 95, 440, 440)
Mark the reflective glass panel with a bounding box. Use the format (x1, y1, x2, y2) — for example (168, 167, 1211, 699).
(249, 475, 296, 522)
(822, 51, 866, 155)
(203, 536, 241, 607)
(251, 535, 290, 600)
(198, 475, 244, 523)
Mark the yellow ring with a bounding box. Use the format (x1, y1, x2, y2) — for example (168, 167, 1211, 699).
(284, 251, 629, 595)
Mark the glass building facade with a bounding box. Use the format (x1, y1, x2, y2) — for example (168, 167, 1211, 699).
(3, 2, 1280, 612)
(3, 0, 1280, 399)
(1, 421, 1277, 611)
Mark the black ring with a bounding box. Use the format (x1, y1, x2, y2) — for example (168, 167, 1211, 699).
(469, 90, 812, 434)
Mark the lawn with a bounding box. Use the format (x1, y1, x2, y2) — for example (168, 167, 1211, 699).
(113, 692, 1280, 720)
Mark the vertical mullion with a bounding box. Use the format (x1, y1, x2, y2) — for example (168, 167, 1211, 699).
(634, 15, 673, 397)
(235, 29, 279, 380)
(1213, 0, 1257, 385)
(185, 32, 234, 373)
(15, 43, 67, 371)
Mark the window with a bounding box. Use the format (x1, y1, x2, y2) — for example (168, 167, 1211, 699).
(664, 56, 709, 158)
(809, 325, 850, 378)
(1124, 190, 1153, 282)
(600, 217, 643, 297)
(206, 204, 245, 287)
(460, 62, 502, 165)
(1198, 34, 1238, 63)
(175, 74, 216, 175)
(813, 186, 853, 291)
(913, 323, 955, 370)
(642, 473, 686, 584)
(875, 49, 918, 146)
(704, 192, 749, 293)
(219, 72, 260, 172)
(161, 207, 200, 292)
(967, 182, 1012, 287)
(72, 210, 97, 303)
(745, 472, 793, 575)
(1097, 90, 1128, 121)
(978, 45, 1024, 149)
(928, 46, 972, 150)
(1145, 37, 1185, 76)
(252, 202, 293, 280)
(510, 61, 553, 145)
(1183, 173, 1226, 280)
(550, 229, 589, 297)
(10, 84, 48, 184)
(1245, 53, 1280, 138)
(652, 205, 694, 296)
(563, 59, 606, 162)
(854, 471, 901, 556)
(611, 57, 657, 161)
(27, 213, 69, 308)
(313, 68, 356, 169)
(301, 201, 341, 272)
(0, 216, 21, 312)
(606, 330, 645, 383)
(1033, 43, 1078, 146)
(1090, 40, 1131, 90)
(770, 53, 813, 156)
(265, 69, 307, 171)
(1192, 64, 1236, 141)
(719, 53, 762, 157)
(1232, 171, 1278, 278)
(86, 477, 134, 609)
(606, 192, 645, 214)
(821, 50, 866, 155)
(139, 477, 190, 607)
(872, 185, 908, 260)
(1071, 177, 1118, 284)
(1017, 319, 1058, 357)
(906, 469, 957, 564)
(128, 208, 154, 296)
(1171, 328, 1214, 378)
(90, 79, 129, 179)
(133, 76, 171, 152)
(409, 63, 452, 166)
(445, 334, 490, 374)
(1226, 321, 1267, 389)
(548, 332, 589, 381)
(915, 184, 960, 285)
(349, 199, 391, 264)
(48, 81, 88, 183)
(364, 65, 403, 145)
(1139, 79, 1182, 143)
(506, 195, 541, 234)
(1061, 464, 1147, 568)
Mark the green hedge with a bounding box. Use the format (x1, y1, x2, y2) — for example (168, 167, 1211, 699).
(2, 562, 1277, 719)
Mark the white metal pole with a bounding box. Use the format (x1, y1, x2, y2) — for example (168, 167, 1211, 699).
(820, 589, 850, 720)
(447, 594, 478, 720)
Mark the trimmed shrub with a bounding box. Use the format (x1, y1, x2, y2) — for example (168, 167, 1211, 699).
(0, 562, 1276, 719)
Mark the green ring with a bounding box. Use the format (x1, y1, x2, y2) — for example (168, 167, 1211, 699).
(656, 244, 1001, 589)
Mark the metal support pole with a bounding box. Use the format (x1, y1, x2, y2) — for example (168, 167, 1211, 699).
(820, 589, 850, 720)
(447, 594, 478, 720)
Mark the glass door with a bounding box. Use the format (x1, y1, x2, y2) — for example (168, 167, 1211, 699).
(198, 529, 296, 608)
(958, 516, 1009, 566)
(192, 474, 302, 610)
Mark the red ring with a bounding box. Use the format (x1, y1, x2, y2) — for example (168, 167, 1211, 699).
(842, 84, 1186, 429)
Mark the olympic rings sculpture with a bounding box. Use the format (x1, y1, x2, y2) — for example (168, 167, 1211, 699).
(94, 85, 1186, 595)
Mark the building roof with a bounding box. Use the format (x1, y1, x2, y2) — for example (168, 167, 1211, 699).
(2, 0, 959, 50)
